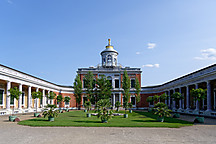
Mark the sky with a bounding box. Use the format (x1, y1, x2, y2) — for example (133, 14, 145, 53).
(1, 0, 216, 86)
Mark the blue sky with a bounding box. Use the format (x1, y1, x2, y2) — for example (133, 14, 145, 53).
(1, 0, 216, 86)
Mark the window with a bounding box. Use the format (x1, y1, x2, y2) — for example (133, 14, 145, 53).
(131, 79, 135, 88)
(107, 76, 112, 88)
(0, 90, 3, 105)
(40, 97, 42, 105)
(115, 79, 119, 88)
(107, 55, 112, 63)
(83, 97, 87, 105)
(22, 93, 24, 105)
(10, 95, 14, 105)
(83, 80, 87, 88)
(131, 97, 136, 105)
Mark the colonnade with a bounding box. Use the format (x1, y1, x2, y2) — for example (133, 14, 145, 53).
(165, 80, 215, 115)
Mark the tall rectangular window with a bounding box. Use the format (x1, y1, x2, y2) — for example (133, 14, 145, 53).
(10, 96, 14, 105)
(22, 92, 25, 105)
(0, 90, 3, 105)
(131, 79, 135, 88)
(131, 97, 136, 105)
(115, 80, 119, 88)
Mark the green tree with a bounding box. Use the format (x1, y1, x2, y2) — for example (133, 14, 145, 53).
(64, 96, 71, 109)
(153, 102, 172, 122)
(135, 77, 141, 109)
(95, 75, 112, 102)
(56, 95, 63, 108)
(171, 92, 183, 108)
(96, 99, 113, 123)
(190, 88, 207, 112)
(159, 93, 167, 102)
(46, 91, 56, 105)
(84, 71, 95, 104)
(32, 91, 42, 113)
(122, 70, 130, 114)
(73, 75, 82, 110)
(115, 101, 121, 112)
(8, 87, 22, 115)
(84, 101, 91, 113)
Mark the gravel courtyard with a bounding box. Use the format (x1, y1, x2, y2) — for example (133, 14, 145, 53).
(0, 113, 216, 144)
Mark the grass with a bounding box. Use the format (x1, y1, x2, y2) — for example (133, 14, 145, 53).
(18, 110, 193, 128)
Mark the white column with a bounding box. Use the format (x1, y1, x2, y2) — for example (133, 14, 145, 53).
(42, 89, 45, 107)
(168, 91, 171, 107)
(173, 89, 176, 109)
(165, 91, 167, 105)
(6, 81, 11, 110)
(179, 88, 182, 109)
(28, 86, 31, 109)
(119, 92, 121, 105)
(18, 84, 22, 109)
(206, 80, 212, 112)
(113, 93, 115, 107)
(36, 88, 39, 109)
(195, 83, 199, 111)
(186, 85, 190, 110)
(48, 90, 50, 104)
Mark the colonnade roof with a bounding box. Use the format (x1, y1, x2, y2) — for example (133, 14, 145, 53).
(0, 64, 73, 88)
(141, 63, 216, 89)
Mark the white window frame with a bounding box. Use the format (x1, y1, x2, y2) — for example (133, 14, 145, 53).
(130, 78, 136, 88)
(130, 95, 136, 107)
(0, 89, 4, 106)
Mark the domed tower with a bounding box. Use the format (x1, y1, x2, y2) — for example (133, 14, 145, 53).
(101, 39, 118, 67)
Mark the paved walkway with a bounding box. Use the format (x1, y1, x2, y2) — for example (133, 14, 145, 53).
(0, 113, 216, 144)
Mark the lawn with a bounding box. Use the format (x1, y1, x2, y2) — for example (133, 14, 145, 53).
(18, 110, 193, 128)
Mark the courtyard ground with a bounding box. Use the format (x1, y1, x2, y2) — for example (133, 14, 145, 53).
(0, 112, 216, 144)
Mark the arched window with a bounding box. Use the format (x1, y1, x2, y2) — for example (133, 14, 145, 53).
(107, 55, 112, 63)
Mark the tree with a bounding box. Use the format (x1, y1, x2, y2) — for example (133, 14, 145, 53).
(159, 93, 167, 102)
(64, 96, 71, 109)
(135, 77, 141, 109)
(84, 101, 91, 112)
(84, 71, 95, 104)
(171, 92, 183, 108)
(73, 75, 82, 110)
(95, 75, 112, 102)
(153, 102, 172, 122)
(32, 91, 42, 113)
(122, 70, 131, 114)
(96, 99, 113, 123)
(190, 88, 207, 112)
(115, 101, 121, 112)
(8, 87, 22, 115)
(56, 95, 64, 108)
(46, 91, 56, 105)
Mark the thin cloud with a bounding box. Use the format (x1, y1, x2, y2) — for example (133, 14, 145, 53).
(147, 43, 156, 49)
(194, 48, 216, 60)
(7, 0, 13, 4)
(136, 52, 141, 55)
(142, 64, 160, 68)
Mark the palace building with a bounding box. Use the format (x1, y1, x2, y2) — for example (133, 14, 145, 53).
(1, 39, 216, 117)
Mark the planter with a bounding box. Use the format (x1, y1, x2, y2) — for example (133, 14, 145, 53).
(86, 113, 91, 117)
(129, 109, 133, 113)
(34, 113, 40, 117)
(59, 110, 63, 113)
(84, 109, 87, 112)
(48, 116, 55, 122)
(124, 114, 128, 118)
(173, 113, 180, 118)
(66, 109, 69, 112)
(102, 119, 108, 123)
(157, 116, 164, 122)
(9, 116, 17, 122)
(194, 117, 204, 123)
